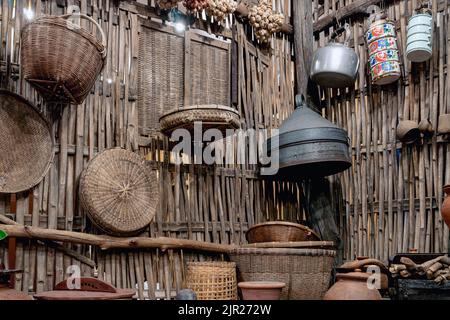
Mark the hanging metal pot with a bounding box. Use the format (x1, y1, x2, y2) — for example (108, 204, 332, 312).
(406, 8, 433, 63)
(311, 24, 360, 88)
(267, 95, 351, 180)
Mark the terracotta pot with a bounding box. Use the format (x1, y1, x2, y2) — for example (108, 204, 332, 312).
(396, 120, 420, 144)
(238, 281, 285, 300)
(442, 185, 450, 228)
(323, 272, 382, 300)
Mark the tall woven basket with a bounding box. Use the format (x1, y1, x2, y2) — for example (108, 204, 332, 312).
(229, 247, 336, 300)
(21, 14, 107, 105)
(185, 262, 238, 300)
(79, 148, 159, 236)
(0, 90, 54, 193)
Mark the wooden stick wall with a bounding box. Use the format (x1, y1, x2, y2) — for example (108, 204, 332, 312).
(0, 0, 296, 299)
(313, 0, 450, 262)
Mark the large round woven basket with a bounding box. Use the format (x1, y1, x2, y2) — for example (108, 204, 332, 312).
(159, 105, 240, 136)
(229, 247, 336, 300)
(79, 148, 159, 236)
(21, 14, 107, 105)
(185, 261, 238, 300)
(0, 90, 54, 194)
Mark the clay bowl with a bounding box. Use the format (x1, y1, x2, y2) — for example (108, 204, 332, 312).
(246, 221, 320, 244)
(238, 281, 285, 300)
(396, 120, 420, 144)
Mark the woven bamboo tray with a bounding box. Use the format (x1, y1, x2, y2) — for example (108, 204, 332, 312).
(229, 247, 336, 300)
(159, 105, 240, 136)
(185, 261, 238, 300)
(79, 148, 159, 236)
(0, 90, 54, 194)
(21, 14, 106, 105)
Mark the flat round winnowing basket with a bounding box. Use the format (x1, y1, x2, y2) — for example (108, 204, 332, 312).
(185, 262, 238, 300)
(159, 105, 241, 136)
(229, 247, 336, 300)
(0, 90, 54, 194)
(21, 14, 107, 105)
(79, 148, 159, 236)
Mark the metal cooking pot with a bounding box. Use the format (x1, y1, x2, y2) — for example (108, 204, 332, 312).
(266, 95, 352, 180)
(311, 24, 359, 88)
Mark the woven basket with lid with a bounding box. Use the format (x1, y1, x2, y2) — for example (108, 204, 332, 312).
(185, 261, 238, 300)
(0, 90, 54, 194)
(79, 148, 159, 236)
(21, 14, 107, 105)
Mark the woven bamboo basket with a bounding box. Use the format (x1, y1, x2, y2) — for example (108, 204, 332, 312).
(0, 90, 54, 194)
(159, 105, 240, 136)
(229, 247, 336, 300)
(21, 14, 107, 105)
(79, 148, 159, 236)
(246, 221, 321, 243)
(185, 262, 238, 300)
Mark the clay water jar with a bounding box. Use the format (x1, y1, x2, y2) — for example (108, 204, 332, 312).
(323, 272, 382, 300)
(238, 281, 285, 300)
(397, 120, 420, 144)
(442, 185, 450, 228)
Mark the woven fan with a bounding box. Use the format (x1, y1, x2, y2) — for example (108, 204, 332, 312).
(79, 148, 159, 236)
(0, 90, 54, 194)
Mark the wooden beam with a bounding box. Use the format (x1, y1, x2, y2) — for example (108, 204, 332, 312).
(0, 224, 235, 254)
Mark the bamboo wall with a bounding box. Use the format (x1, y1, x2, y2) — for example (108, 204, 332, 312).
(312, 0, 450, 262)
(0, 0, 297, 299)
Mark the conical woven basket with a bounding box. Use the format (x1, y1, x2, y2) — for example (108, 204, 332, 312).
(21, 14, 107, 105)
(79, 148, 159, 236)
(0, 90, 54, 194)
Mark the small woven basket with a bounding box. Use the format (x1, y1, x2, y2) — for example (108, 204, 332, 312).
(159, 105, 240, 136)
(0, 90, 54, 193)
(229, 247, 336, 300)
(79, 148, 159, 236)
(21, 14, 107, 105)
(185, 262, 238, 300)
(246, 221, 321, 243)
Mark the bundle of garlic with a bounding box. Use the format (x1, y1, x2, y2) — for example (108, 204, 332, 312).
(248, 0, 285, 43)
(157, 0, 181, 9)
(206, 0, 237, 22)
(183, 0, 209, 13)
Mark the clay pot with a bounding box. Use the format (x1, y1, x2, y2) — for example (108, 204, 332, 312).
(441, 185, 450, 228)
(238, 281, 285, 300)
(438, 114, 450, 134)
(323, 272, 382, 300)
(397, 120, 420, 144)
(418, 119, 434, 136)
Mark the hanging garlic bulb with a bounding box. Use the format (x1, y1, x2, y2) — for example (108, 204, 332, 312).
(248, 0, 284, 43)
(206, 0, 237, 22)
(157, 0, 181, 10)
(183, 0, 210, 13)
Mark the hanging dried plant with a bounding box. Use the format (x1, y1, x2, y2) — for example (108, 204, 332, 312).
(248, 0, 284, 43)
(156, 0, 181, 10)
(183, 0, 210, 13)
(206, 0, 237, 22)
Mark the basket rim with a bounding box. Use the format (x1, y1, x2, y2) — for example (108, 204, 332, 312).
(0, 90, 55, 194)
(229, 247, 337, 256)
(246, 221, 321, 241)
(160, 104, 240, 119)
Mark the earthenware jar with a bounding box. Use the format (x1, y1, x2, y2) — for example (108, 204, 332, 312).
(323, 272, 382, 300)
(396, 120, 420, 144)
(238, 281, 285, 300)
(441, 185, 450, 228)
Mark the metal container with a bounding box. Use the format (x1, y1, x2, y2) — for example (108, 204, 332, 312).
(311, 24, 359, 88)
(366, 19, 401, 85)
(267, 95, 351, 179)
(406, 12, 433, 62)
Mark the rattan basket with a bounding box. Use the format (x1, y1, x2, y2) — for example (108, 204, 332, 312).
(0, 90, 54, 194)
(79, 148, 159, 236)
(246, 221, 321, 243)
(21, 14, 107, 105)
(159, 105, 240, 136)
(185, 261, 238, 300)
(229, 247, 336, 300)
